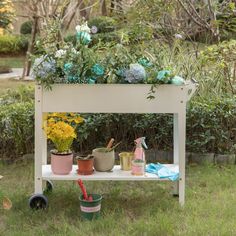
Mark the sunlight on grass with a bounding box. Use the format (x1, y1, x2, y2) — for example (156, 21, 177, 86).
(0, 163, 236, 235)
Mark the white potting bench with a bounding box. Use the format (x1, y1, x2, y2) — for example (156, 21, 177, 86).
(31, 82, 197, 208)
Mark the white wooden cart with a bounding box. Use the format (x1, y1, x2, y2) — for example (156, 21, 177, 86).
(29, 81, 197, 209)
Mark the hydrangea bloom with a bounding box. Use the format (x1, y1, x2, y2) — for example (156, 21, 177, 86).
(171, 76, 185, 85)
(125, 63, 146, 83)
(55, 49, 66, 58)
(91, 64, 104, 76)
(156, 70, 172, 83)
(76, 31, 91, 45)
(138, 57, 152, 67)
(32, 55, 56, 79)
(75, 22, 91, 33)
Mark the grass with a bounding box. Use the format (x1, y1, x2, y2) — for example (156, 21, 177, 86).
(0, 79, 34, 95)
(1, 162, 236, 235)
(0, 56, 25, 68)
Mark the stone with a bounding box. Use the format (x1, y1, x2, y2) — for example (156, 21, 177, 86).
(214, 154, 235, 165)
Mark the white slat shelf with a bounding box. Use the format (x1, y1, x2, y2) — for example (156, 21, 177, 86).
(42, 164, 179, 181)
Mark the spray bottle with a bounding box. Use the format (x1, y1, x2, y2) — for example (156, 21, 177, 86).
(132, 137, 148, 176)
(134, 137, 148, 161)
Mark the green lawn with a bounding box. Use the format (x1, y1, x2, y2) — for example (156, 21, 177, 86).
(1, 162, 236, 235)
(0, 56, 25, 68)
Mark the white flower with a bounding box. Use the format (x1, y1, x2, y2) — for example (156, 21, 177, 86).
(71, 48, 79, 55)
(55, 49, 66, 58)
(174, 34, 183, 39)
(75, 22, 91, 33)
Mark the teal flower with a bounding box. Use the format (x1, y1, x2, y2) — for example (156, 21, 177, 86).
(116, 68, 126, 78)
(64, 63, 73, 74)
(171, 76, 185, 85)
(156, 70, 172, 83)
(67, 75, 79, 83)
(87, 77, 97, 84)
(138, 57, 152, 67)
(91, 64, 104, 76)
(76, 31, 91, 45)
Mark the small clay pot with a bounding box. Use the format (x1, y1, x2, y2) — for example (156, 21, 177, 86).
(77, 155, 94, 175)
(51, 152, 73, 175)
(92, 148, 115, 172)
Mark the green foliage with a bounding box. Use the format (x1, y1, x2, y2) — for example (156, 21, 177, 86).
(200, 40, 236, 94)
(0, 34, 28, 55)
(0, 86, 34, 160)
(75, 96, 236, 155)
(20, 21, 32, 35)
(88, 16, 117, 33)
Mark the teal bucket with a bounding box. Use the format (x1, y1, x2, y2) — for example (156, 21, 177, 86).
(79, 194, 102, 220)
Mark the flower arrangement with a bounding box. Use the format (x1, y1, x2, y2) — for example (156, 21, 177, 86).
(45, 112, 84, 154)
(46, 121, 76, 154)
(32, 21, 185, 90)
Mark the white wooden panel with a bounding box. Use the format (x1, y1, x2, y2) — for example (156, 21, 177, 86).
(42, 84, 188, 113)
(42, 164, 179, 181)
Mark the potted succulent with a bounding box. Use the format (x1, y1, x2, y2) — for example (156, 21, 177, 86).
(46, 121, 76, 175)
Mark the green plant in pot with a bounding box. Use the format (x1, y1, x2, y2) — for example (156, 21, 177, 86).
(46, 121, 76, 175)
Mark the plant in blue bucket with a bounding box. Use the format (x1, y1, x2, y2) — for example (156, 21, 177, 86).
(77, 179, 102, 221)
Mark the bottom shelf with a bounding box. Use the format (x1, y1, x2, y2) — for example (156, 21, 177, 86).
(42, 164, 179, 181)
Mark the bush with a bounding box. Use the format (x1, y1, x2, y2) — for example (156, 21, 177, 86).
(64, 34, 77, 46)
(0, 34, 28, 55)
(88, 16, 117, 33)
(20, 21, 32, 35)
(91, 32, 120, 45)
(0, 86, 34, 160)
(75, 96, 236, 155)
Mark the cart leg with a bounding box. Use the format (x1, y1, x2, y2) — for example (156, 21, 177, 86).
(35, 85, 43, 194)
(173, 112, 186, 206)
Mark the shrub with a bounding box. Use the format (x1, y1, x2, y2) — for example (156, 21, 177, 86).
(0, 34, 28, 55)
(20, 21, 32, 35)
(88, 16, 117, 33)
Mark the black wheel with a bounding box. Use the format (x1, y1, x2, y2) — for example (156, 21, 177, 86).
(44, 180, 54, 193)
(29, 194, 48, 209)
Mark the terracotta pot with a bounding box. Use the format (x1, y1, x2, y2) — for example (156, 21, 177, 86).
(77, 156, 94, 175)
(51, 152, 73, 175)
(92, 148, 115, 172)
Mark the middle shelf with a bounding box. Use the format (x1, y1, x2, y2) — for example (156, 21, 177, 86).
(42, 164, 179, 181)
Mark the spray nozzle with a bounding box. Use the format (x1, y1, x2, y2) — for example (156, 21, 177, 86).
(135, 137, 148, 149)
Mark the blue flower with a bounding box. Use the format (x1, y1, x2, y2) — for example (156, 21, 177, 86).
(156, 70, 172, 83)
(138, 57, 152, 67)
(32, 55, 56, 79)
(125, 63, 146, 83)
(76, 31, 91, 45)
(91, 64, 104, 76)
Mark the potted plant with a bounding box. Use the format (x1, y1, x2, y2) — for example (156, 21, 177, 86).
(46, 121, 76, 175)
(76, 154, 94, 175)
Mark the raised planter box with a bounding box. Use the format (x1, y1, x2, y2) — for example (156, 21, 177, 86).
(34, 81, 197, 207)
